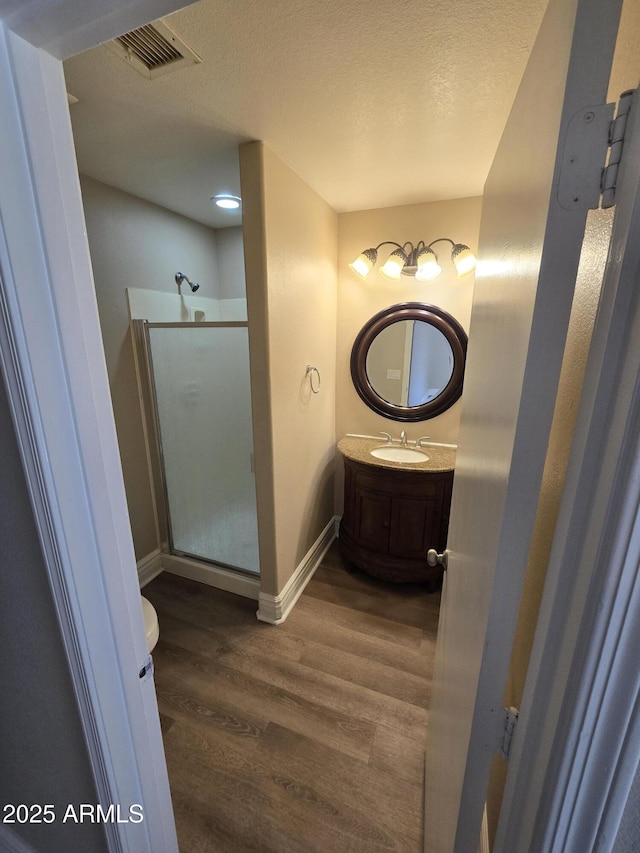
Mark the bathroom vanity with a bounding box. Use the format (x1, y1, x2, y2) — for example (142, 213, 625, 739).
(340, 302, 465, 584)
(338, 436, 455, 584)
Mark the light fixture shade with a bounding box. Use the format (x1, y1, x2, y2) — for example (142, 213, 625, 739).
(212, 194, 241, 209)
(451, 243, 476, 276)
(349, 248, 378, 279)
(379, 248, 408, 281)
(415, 247, 442, 281)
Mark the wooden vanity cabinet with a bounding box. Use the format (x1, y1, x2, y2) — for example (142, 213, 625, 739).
(339, 457, 453, 583)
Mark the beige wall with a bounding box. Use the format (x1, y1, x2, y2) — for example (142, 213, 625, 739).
(365, 319, 408, 405)
(335, 197, 482, 508)
(336, 196, 482, 443)
(80, 176, 226, 560)
(240, 142, 338, 595)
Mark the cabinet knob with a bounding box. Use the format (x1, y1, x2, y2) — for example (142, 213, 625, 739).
(427, 548, 449, 570)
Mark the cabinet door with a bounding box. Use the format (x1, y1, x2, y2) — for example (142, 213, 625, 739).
(389, 495, 440, 558)
(353, 490, 391, 553)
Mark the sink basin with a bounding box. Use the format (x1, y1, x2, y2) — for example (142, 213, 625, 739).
(370, 446, 429, 463)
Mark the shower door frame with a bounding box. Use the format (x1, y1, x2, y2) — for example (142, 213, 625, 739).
(133, 319, 261, 582)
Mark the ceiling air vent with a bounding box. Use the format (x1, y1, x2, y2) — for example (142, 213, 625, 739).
(106, 19, 201, 80)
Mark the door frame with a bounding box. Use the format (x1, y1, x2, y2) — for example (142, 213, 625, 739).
(0, 3, 191, 850)
(424, 0, 625, 849)
(496, 85, 640, 852)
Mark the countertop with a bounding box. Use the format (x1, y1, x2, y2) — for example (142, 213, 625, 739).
(337, 434, 456, 473)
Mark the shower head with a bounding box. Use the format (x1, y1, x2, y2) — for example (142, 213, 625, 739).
(175, 272, 200, 293)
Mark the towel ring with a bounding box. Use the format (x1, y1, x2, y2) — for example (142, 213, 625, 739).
(306, 365, 321, 394)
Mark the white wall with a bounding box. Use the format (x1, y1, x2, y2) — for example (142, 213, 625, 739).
(127, 287, 247, 322)
(79, 176, 244, 560)
(216, 226, 247, 299)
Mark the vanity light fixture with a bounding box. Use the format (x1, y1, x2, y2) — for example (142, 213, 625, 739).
(349, 238, 476, 282)
(212, 194, 241, 210)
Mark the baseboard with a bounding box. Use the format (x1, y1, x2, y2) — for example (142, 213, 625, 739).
(137, 548, 164, 588)
(257, 516, 337, 625)
(161, 553, 260, 601)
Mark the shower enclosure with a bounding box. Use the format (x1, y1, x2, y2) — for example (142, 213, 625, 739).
(134, 320, 259, 576)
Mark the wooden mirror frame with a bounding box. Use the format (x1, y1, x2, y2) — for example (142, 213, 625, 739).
(350, 302, 468, 422)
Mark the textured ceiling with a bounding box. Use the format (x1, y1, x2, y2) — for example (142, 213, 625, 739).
(63, 0, 549, 228)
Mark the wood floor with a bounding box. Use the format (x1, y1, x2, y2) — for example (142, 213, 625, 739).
(143, 541, 441, 852)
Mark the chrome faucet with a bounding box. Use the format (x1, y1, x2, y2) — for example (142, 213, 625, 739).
(379, 431, 392, 444)
(400, 430, 408, 446)
(416, 436, 431, 447)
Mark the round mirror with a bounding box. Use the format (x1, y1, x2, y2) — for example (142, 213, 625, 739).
(350, 303, 467, 421)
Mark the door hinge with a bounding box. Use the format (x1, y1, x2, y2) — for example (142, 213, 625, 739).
(138, 655, 154, 681)
(558, 89, 635, 211)
(499, 706, 519, 760)
(601, 89, 635, 208)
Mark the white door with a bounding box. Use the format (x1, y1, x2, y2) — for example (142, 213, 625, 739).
(424, 0, 624, 850)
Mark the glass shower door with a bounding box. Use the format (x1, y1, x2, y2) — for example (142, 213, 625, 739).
(146, 323, 259, 574)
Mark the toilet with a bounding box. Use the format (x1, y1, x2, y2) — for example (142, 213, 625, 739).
(141, 596, 159, 653)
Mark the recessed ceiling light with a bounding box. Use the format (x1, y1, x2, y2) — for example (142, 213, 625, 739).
(212, 194, 241, 210)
